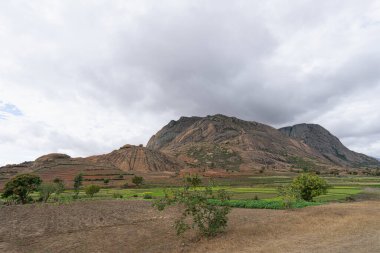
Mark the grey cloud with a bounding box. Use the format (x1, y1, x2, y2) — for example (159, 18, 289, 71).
(1, 0, 380, 164)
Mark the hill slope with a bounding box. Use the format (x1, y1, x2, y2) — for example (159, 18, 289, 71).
(279, 124, 379, 167)
(0, 145, 182, 189)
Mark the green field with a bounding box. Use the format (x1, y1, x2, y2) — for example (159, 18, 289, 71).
(21, 184, 363, 208)
(2, 175, 379, 209)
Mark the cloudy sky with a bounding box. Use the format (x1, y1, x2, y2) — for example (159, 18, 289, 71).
(1, 0, 380, 165)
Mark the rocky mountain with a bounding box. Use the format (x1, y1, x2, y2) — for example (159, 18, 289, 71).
(279, 124, 379, 167)
(2, 114, 378, 189)
(147, 114, 330, 173)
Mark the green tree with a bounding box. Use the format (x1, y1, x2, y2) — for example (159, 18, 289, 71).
(132, 176, 144, 187)
(184, 174, 202, 187)
(278, 185, 301, 208)
(290, 173, 328, 201)
(38, 183, 57, 203)
(53, 178, 65, 196)
(2, 174, 42, 204)
(154, 177, 231, 237)
(73, 173, 83, 197)
(85, 185, 100, 197)
(103, 178, 110, 185)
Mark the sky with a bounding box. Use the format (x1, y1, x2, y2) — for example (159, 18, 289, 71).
(1, 0, 380, 165)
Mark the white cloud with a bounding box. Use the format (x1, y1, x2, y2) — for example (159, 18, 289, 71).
(0, 0, 380, 165)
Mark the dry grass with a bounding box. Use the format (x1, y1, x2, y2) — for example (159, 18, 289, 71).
(0, 200, 379, 253)
(192, 201, 380, 253)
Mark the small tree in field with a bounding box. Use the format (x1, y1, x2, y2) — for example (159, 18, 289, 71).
(132, 176, 144, 187)
(2, 174, 42, 204)
(73, 173, 83, 198)
(290, 173, 328, 201)
(53, 178, 65, 196)
(154, 175, 231, 237)
(38, 183, 57, 202)
(85, 185, 100, 197)
(278, 185, 301, 208)
(184, 174, 202, 187)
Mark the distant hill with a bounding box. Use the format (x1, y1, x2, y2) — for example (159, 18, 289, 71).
(0, 145, 182, 189)
(2, 114, 378, 188)
(279, 124, 379, 167)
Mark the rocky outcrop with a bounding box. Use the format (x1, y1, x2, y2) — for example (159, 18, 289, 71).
(90, 145, 183, 172)
(148, 116, 201, 150)
(147, 114, 329, 172)
(279, 124, 379, 167)
(35, 153, 71, 162)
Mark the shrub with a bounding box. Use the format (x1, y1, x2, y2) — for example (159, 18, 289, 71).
(122, 182, 129, 189)
(154, 177, 231, 237)
(85, 185, 100, 197)
(184, 174, 202, 187)
(143, 192, 153, 199)
(289, 173, 328, 201)
(113, 192, 123, 199)
(73, 173, 83, 197)
(38, 183, 57, 203)
(2, 174, 42, 204)
(278, 185, 301, 208)
(53, 178, 65, 196)
(132, 176, 144, 187)
(103, 178, 110, 185)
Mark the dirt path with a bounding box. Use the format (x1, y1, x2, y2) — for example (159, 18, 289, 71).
(0, 200, 379, 253)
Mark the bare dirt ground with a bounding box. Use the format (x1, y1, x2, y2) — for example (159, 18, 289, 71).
(0, 200, 379, 253)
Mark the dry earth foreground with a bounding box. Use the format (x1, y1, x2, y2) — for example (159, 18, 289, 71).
(0, 200, 379, 253)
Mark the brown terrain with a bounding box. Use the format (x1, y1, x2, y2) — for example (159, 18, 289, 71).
(0, 145, 183, 189)
(1, 114, 379, 189)
(148, 114, 379, 172)
(0, 199, 379, 253)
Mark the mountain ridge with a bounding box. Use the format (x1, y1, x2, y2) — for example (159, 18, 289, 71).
(1, 114, 379, 188)
(279, 123, 379, 167)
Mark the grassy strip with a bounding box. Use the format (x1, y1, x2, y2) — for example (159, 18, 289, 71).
(208, 199, 320, 210)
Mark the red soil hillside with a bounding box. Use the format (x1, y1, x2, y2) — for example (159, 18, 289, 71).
(0, 145, 183, 189)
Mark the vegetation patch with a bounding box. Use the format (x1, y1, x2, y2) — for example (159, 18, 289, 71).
(187, 144, 242, 171)
(208, 199, 320, 209)
(287, 156, 319, 172)
(154, 175, 231, 237)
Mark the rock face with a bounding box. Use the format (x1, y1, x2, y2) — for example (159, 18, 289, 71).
(279, 124, 379, 167)
(148, 116, 201, 150)
(89, 145, 182, 172)
(147, 114, 328, 172)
